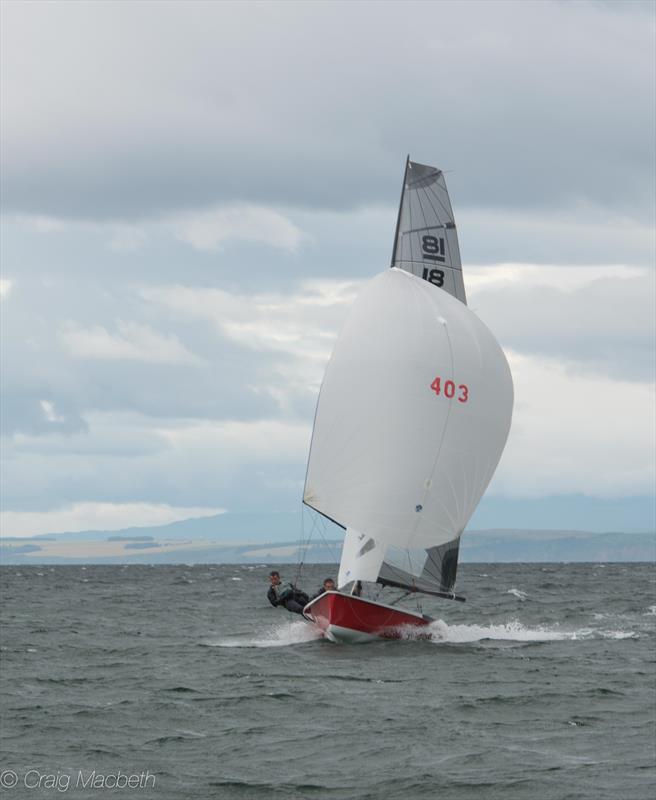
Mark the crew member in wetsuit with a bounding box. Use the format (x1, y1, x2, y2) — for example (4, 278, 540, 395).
(311, 577, 336, 600)
(267, 570, 309, 615)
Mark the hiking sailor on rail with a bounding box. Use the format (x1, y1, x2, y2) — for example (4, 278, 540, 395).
(266, 571, 309, 615)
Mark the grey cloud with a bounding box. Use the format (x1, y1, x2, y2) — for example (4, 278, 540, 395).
(1, 413, 309, 513)
(1, 443, 306, 514)
(1, 1, 653, 221)
(0, 273, 316, 439)
(0, 393, 88, 438)
(471, 270, 655, 382)
(1, 0, 654, 525)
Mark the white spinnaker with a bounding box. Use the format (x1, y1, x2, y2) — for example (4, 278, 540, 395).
(303, 268, 513, 552)
(337, 529, 387, 589)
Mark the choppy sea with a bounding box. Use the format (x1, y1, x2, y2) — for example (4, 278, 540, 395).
(1, 563, 654, 799)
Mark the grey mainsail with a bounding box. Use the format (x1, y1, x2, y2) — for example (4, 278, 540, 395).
(391, 158, 467, 305)
(377, 538, 463, 600)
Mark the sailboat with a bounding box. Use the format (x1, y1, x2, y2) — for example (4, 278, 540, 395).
(302, 158, 514, 643)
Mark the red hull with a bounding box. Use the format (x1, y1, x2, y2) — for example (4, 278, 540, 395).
(303, 591, 432, 643)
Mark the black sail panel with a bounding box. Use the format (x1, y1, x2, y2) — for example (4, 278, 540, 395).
(377, 537, 464, 600)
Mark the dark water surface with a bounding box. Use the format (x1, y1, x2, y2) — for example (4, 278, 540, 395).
(1, 563, 654, 799)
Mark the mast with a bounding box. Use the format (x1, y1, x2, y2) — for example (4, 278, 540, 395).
(390, 154, 410, 267)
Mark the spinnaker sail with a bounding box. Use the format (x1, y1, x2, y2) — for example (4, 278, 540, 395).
(303, 158, 513, 603)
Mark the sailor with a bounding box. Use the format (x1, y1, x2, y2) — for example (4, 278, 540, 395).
(267, 570, 309, 615)
(311, 577, 336, 599)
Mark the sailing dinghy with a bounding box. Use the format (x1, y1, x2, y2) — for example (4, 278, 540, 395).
(302, 158, 513, 643)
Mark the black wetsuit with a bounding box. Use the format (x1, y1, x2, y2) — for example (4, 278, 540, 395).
(267, 584, 309, 615)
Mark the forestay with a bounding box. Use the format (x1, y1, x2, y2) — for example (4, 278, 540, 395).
(303, 268, 513, 595)
(391, 159, 467, 305)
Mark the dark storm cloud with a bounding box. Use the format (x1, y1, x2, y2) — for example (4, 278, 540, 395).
(1, 0, 653, 221)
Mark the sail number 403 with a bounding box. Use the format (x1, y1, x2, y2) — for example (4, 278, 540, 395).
(430, 376, 469, 403)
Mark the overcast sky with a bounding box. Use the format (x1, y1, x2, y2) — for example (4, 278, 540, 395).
(1, 0, 654, 537)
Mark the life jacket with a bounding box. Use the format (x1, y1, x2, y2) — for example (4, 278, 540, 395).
(289, 587, 309, 606)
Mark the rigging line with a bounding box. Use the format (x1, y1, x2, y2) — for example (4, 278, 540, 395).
(297, 504, 324, 584)
(295, 506, 307, 586)
(297, 512, 312, 585)
(321, 522, 341, 567)
(308, 509, 341, 567)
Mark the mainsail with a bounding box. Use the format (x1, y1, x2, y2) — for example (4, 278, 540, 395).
(303, 159, 513, 600)
(391, 158, 467, 305)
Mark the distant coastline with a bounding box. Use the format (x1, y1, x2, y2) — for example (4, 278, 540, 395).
(1, 512, 653, 565)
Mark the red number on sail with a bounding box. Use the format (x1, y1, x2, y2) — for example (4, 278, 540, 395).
(431, 376, 469, 403)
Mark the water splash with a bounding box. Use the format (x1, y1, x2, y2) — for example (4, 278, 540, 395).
(425, 619, 569, 643)
(205, 621, 323, 648)
(506, 588, 528, 601)
(205, 616, 641, 648)
(409, 619, 639, 644)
